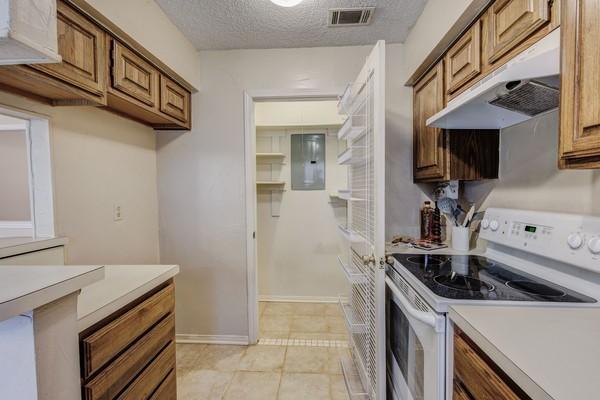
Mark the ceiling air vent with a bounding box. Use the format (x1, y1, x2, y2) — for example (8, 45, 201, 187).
(329, 7, 375, 27)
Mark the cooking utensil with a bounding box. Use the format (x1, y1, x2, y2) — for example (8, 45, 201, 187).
(438, 197, 462, 226)
(462, 205, 475, 227)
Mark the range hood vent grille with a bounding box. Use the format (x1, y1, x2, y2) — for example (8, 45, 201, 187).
(329, 7, 375, 26)
(489, 80, 559, 116)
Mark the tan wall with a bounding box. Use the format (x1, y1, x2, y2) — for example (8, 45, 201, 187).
(0, 130, 31, 221)
(157, 45, 400, 338)
(0, 92, 160, 264)
(464, 112, 600, 214)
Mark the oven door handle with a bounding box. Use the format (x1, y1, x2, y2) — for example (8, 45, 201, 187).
(386, 277, 443, 332)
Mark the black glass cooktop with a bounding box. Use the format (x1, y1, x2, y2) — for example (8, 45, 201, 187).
(391, 254, 596, 303)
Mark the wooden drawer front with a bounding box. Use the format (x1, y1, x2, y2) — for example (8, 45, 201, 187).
(160, 76, 190, 124)
(117, 341, 176, 400)
(487, 0, 550, 63)
(83, 313, 175, 400)
(149, 370, 177, 400)
(454, 332, 526, 400)
(82, 284, 175, 378)
(33, 1, 105, 96)
(112, 40, 159, 107)
(414, 62, 446, 181)
(446, 21, 481, 95)
(560, 0, 600, 167)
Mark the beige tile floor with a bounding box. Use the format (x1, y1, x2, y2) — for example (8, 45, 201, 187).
(176, 302, 351, 400)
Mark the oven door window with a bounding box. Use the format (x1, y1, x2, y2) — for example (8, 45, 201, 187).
(389, 296, 425, 400)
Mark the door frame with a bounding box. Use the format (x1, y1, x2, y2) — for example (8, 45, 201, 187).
(0, 103, 55, 239)
(243, 88, 344, 344)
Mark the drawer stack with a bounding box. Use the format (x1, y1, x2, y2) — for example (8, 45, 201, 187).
(80, 282, 176, 400)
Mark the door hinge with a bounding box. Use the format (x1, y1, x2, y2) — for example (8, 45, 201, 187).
(253, 231, 256, 239)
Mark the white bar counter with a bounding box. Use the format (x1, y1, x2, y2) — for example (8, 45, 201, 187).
(78, 264, 179, 331)
(450, 305, 600, 400)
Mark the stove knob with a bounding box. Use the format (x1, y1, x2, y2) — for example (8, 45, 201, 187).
(567, 233, 584, 250)
(481, 219, 490, 229)
(490, 220, 500, 231)
(588, 237, 600, 254)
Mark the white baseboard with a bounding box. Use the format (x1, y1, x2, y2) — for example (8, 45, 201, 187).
(176, 334, 249, 345)
(259, 295, 345, 303)
(0, 221, 33, 238)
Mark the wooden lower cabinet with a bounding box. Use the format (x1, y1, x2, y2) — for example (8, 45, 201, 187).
(453, 328, 530, 400)
(559, 0, 600, 169)
(80, 281, 177, 400)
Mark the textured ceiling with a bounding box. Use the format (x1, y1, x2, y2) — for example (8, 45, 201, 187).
(155, 0, 428, 50)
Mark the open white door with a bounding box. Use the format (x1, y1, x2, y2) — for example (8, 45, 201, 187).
(338, 41, 386, 400)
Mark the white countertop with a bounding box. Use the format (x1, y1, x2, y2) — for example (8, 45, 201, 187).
(0, 237, 68, 259)
(0, 265, 105, 321)
(387, 241, 486, 255)
(78, 264, 179, 332)
(449, 305, 600, 400)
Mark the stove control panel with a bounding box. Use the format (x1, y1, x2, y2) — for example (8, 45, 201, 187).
(480, 208, 600, 273)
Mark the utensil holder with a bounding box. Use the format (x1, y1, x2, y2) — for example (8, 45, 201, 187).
(452, 226, 471, 252)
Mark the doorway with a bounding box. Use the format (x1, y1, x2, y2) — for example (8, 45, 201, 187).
(0, 106, 54, 240)
(244, 92, 351, 345)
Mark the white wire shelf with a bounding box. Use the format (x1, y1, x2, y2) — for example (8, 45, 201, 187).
(338, 117, 367, 141)
(337, 224, 365, 244)
(337, 147, 367, 166)
(337, 189, 366, 202)
(339, 298, 367, 334)
(338, 84, 354, 115)
(337, 256, 367, 284)
(340, 354, 371, 400)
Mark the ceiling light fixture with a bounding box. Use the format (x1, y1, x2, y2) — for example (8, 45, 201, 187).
(270, 0, 303, 7)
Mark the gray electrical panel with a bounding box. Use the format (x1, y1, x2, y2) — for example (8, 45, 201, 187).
(290, 134, 325, 190)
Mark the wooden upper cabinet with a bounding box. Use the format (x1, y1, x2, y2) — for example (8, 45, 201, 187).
(160, 76, 191, 126)
(32, 1, 105, 97)
(111, 40, 159, 107)
(446, 20, 481, 95)
(0, 0, 194, 129)
(487, 0, 550, 63)
(559, 0, 600, 168)
(414, 62, 446, 181)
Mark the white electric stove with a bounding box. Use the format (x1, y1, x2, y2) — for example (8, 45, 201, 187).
(385, 208, 600, 400)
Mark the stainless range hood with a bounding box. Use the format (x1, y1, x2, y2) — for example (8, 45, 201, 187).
(427, 28, 560, 130)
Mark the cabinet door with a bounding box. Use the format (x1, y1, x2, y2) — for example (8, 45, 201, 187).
(414, 61, 446, 181)
(160, 75, 191, 125)
(454, 331, 529, 400)
(32, 1, 105, 96)
(111, 40, 160, 107)
(559, 0, 600, 168)
(487, 0, 550, 63)
(453, 381, 473, 400)
(446, 20, 481, 95)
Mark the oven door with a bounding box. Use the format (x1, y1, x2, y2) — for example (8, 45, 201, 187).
(386, 275, 446, 400)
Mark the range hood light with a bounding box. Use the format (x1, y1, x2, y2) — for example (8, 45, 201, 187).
(270, 0, 303, 7)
